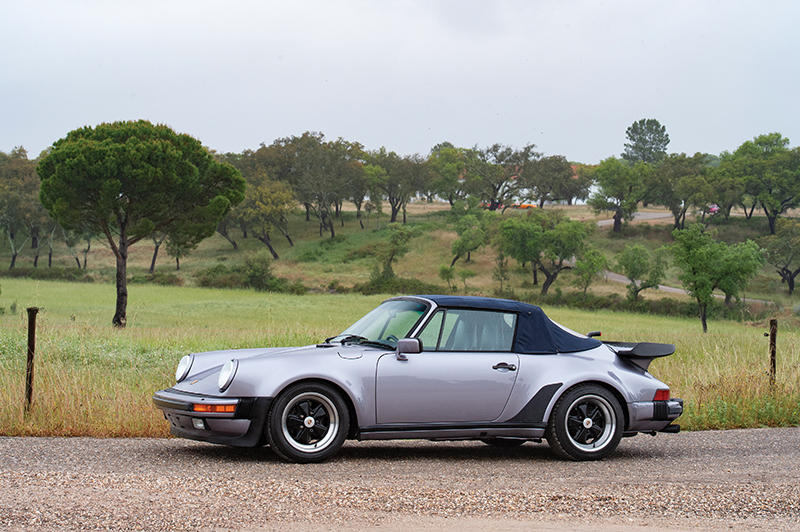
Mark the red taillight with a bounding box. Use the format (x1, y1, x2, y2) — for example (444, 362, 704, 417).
(653, 389, 670, 401)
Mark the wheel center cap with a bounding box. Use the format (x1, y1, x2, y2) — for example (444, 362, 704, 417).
(583, 418, 593, 429)
(304, 416, 315, 428)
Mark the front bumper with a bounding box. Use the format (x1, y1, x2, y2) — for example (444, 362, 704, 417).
(628, 398, 683, 432)
(153, 388, 272, 447)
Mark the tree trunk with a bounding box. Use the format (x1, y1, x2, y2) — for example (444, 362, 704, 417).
(280, 228, 294, 247)
(304, 204, 311, 222)
(724, 293, 733, 307)
(217, 229, 238, 250)
(75, 256, 81, 269)
(82, 238, 90, 270)
(466, 251, 471, 262)
(328, 218, 335, 239)
(9, 252, 17, 270)
(112, 241, 128, 328)
(149, 241, 161, 274)
(390, 203, 400, 223)
(176, 257, 180, 270)
(699, 304, 708, 333)
(240, 221, 248, 239)
(533, 266, 538, 285)
(450, 254, 460, 267)
(540, 272, 557, 295)
(402, 205, 407, 224)
(788, 275, 795, 295)
(765, 208, 777, 234)
(258, 235, 280, 260)
(48, 249, 52, 268)
(33, 252, 39, 268)
(612, 211, 622, 233)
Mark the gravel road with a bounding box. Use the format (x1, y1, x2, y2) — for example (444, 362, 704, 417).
(1, 428, 799, 531)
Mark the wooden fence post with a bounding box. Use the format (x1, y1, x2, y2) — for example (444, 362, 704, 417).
(25, 307, 39, 413)
(768, 318, 777, 387)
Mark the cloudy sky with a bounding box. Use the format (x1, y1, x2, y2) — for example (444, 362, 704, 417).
(2, 1, 798, 163)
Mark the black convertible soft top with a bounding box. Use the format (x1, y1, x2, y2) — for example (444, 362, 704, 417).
(414, 295, 602, 354)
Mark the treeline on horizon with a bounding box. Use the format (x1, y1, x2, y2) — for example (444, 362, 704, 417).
(1, 118, 799, 274)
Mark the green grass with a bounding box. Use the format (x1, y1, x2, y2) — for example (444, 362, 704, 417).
(1, 278, 798, 437)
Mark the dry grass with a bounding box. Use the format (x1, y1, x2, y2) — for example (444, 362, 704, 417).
(0, 279, 798, 437)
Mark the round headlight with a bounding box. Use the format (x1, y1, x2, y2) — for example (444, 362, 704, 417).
(218, 359, 238, 392)
(175, 355, 193, 383)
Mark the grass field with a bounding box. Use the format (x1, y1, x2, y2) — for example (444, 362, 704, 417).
(0, 278, 798, 437)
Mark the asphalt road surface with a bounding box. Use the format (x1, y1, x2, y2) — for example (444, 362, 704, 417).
(1, 428, 798, 531)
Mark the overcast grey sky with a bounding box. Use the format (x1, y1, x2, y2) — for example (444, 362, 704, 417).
(2, 1, 798, 163)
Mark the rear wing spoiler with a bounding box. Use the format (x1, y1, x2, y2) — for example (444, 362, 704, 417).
(604, 341, 675, 371)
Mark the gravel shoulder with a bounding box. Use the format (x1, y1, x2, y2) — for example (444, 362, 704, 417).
(0, 427, 798, 530)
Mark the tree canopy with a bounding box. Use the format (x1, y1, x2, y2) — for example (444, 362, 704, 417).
(622, 118, 669, 164)
(730, 133, 800, 233)
(616, 243, 666, 301)
(587, 157, 649, 232)
(760, 218, 800, 294)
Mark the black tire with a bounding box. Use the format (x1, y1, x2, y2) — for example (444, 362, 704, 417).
(480, 438, 526, 448)
(545, 384, 623, 461)
(267, 382, 350, 463)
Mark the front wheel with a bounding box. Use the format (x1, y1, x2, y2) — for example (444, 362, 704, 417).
(545, 384, 623, 461)
(267, 382, 350, 463)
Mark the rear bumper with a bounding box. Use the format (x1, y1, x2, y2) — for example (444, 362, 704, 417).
(628, 398, 683, 432)
(153, 388, 272, 447)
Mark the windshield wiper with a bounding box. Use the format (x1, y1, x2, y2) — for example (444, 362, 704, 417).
(359, 339, 395, 350)
(339, 334, 368, 345)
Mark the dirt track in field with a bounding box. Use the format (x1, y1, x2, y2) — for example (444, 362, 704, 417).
(0, 427, 799, 531)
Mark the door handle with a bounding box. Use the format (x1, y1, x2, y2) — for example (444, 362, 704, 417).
(492, 362, 517, 371)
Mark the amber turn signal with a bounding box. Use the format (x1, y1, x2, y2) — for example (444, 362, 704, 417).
(192, 403, 236, 413)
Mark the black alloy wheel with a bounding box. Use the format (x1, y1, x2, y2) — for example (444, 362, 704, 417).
(267, 382, 350, 463)
(545, 384, 623, 461)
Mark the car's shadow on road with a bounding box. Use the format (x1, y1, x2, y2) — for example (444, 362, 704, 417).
(172, 439, 667, 464)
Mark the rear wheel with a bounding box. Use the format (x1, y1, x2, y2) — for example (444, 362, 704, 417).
(267, 382, 350, 463)
(480, 438, 526, 448)
(545, 384, 623, 461)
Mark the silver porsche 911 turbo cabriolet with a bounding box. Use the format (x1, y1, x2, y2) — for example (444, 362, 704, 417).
(153, 295, 682, 462)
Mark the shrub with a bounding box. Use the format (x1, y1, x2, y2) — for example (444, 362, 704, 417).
(129, 272, 184, 286)
(354, 270, 443, 295)
(195, 264, 248, 289)
(523, 290, 772, 322)
(327, 280, 350, 293)
(194, 254, 307, 294)
(0, 267, 94, 283)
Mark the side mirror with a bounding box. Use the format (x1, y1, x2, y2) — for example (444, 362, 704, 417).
(395, 338, 422, 360)
(587, 331, 602, 338)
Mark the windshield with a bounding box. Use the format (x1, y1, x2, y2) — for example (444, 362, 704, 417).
(331, 300, 428, 348)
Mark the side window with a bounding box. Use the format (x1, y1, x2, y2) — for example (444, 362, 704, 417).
(416, 310, 444, 351)
(439, 309, 517, 352)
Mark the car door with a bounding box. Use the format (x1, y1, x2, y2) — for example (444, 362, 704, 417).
(375, 308, 520, 424)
